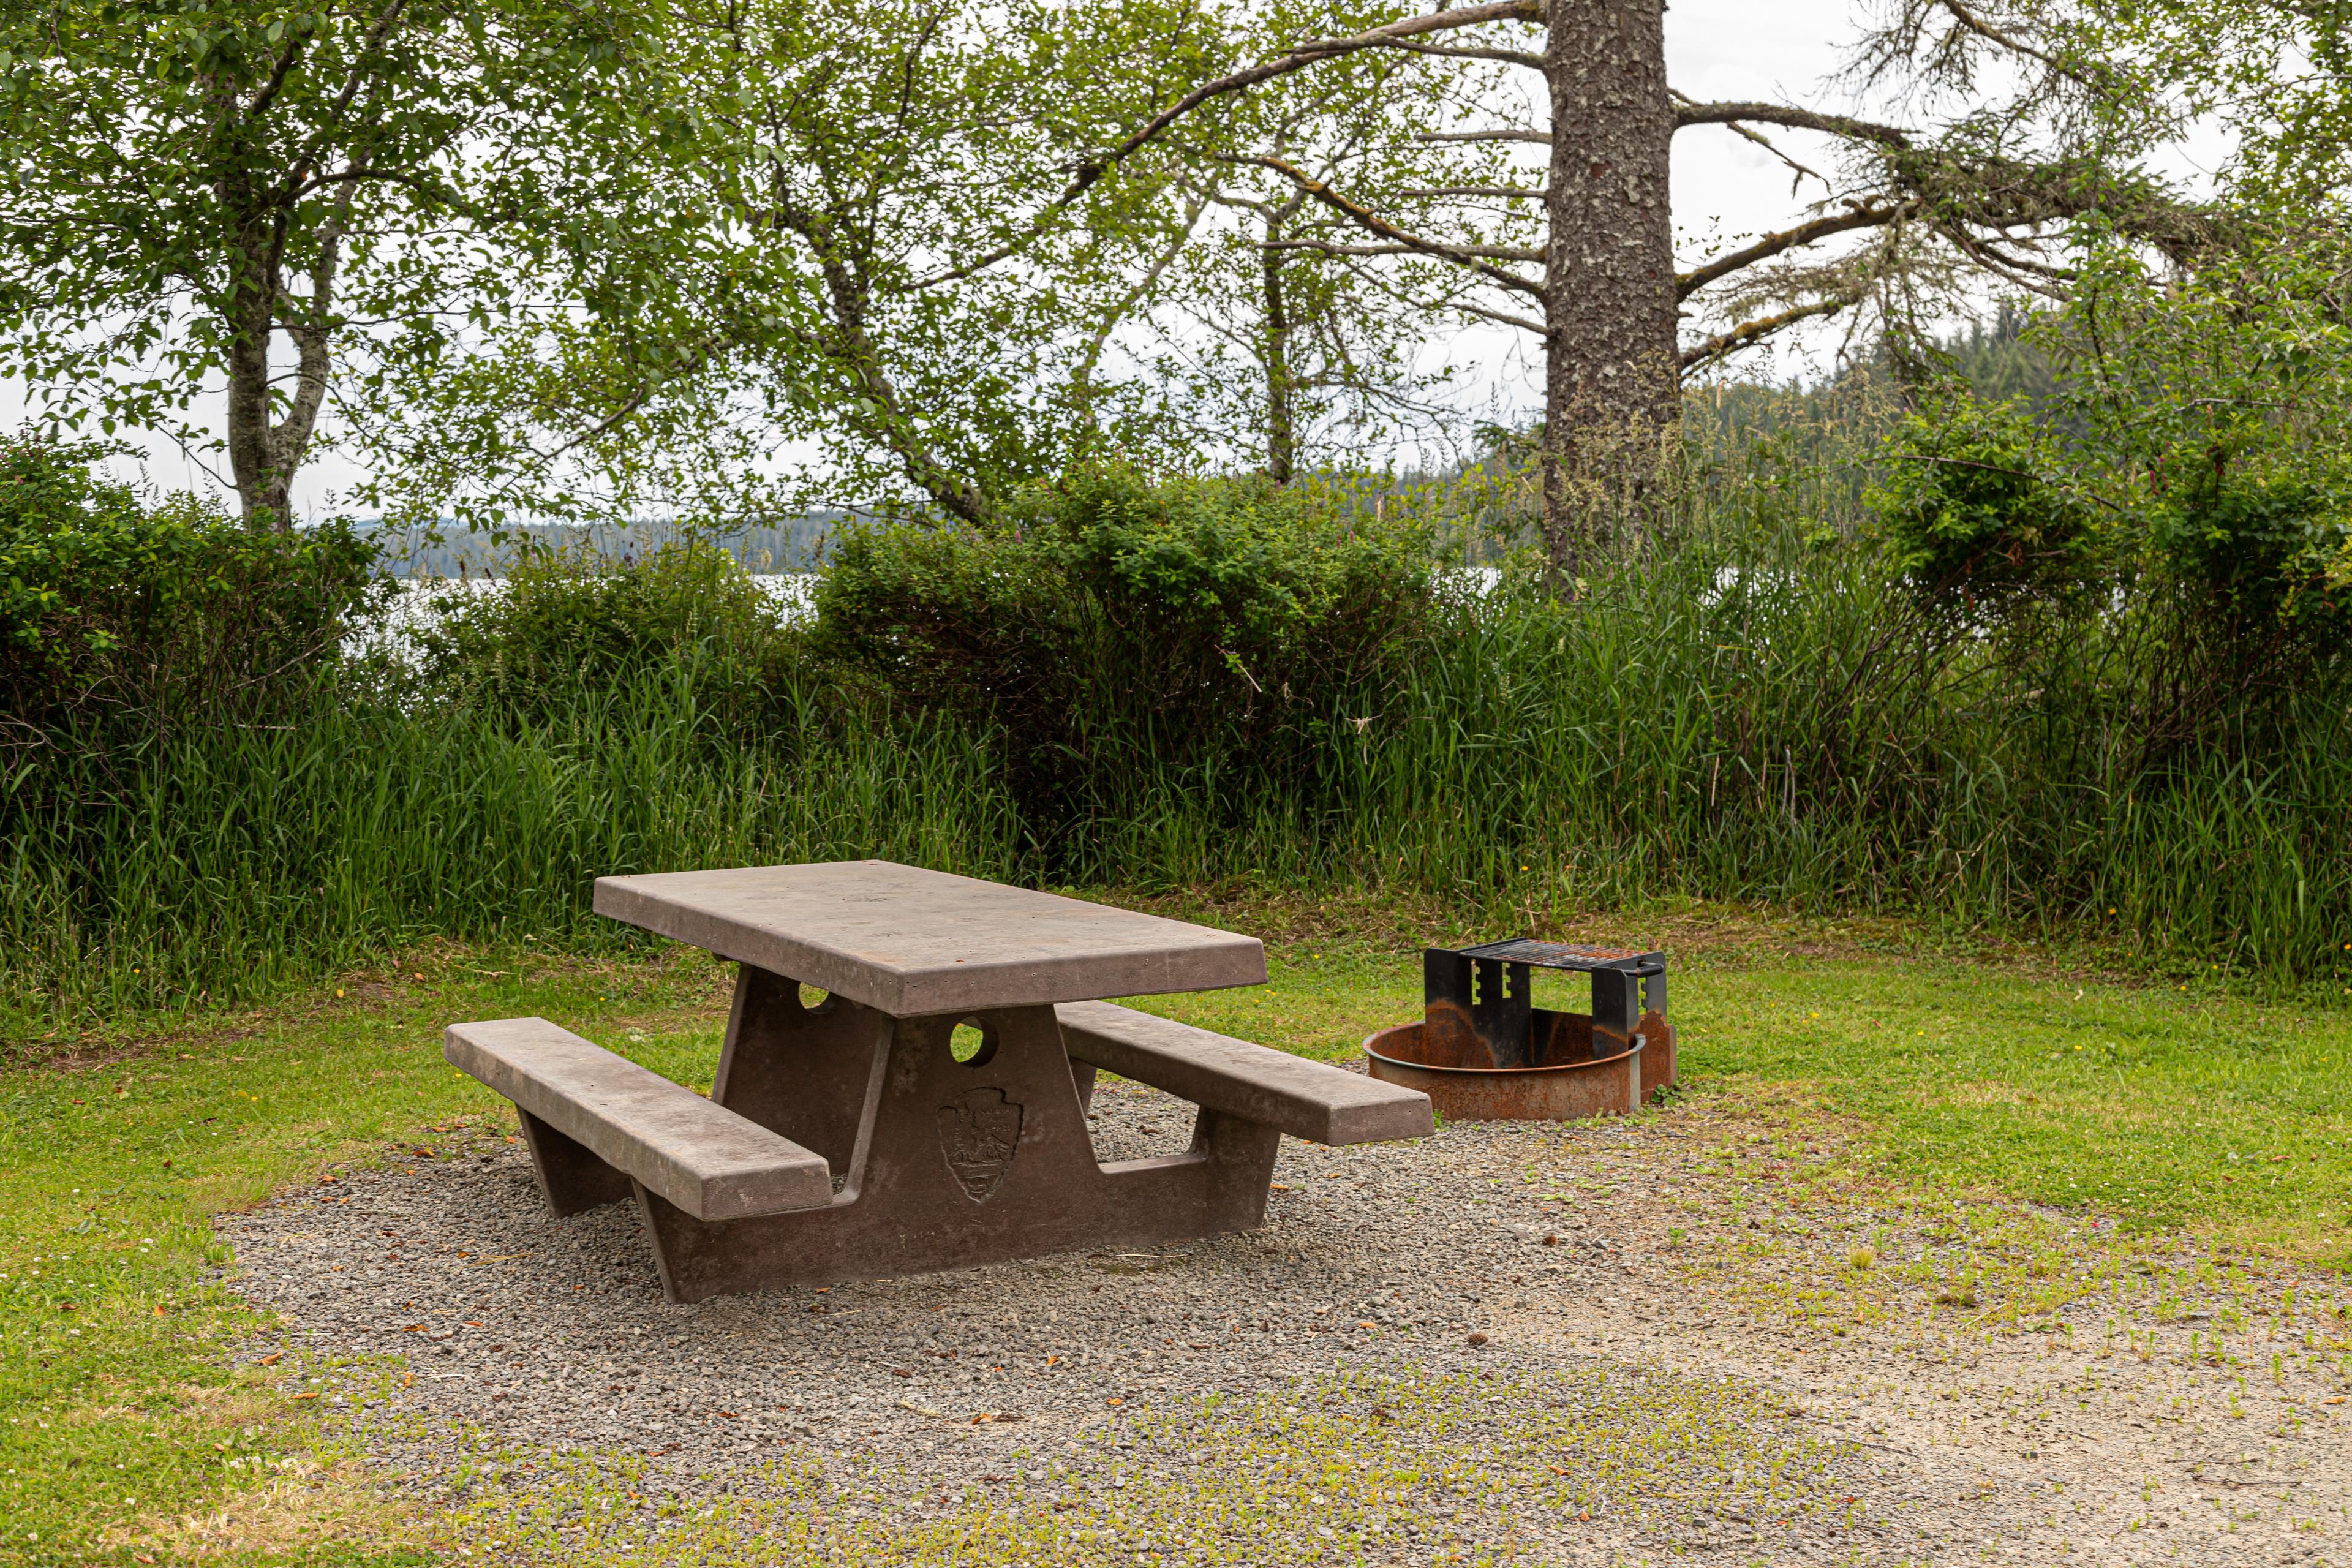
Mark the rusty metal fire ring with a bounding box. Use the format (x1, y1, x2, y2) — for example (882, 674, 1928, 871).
(1363, 1021, 1666, 1121)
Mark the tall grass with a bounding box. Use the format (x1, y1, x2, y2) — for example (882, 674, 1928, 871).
(1, 668, 1013, 1035)
(7, 417, 2348, 1038)
(1303, 545, 2351, 973)
(1020, 521, 2344, 981)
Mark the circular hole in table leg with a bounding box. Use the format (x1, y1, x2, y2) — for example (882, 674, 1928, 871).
(797, 982, 835, 1014)
(949, 1019, 995, 1067)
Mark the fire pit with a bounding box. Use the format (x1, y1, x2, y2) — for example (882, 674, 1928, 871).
(1363, 940, 1675, 1121)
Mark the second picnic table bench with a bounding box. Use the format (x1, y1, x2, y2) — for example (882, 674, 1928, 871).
(447, 861, 1433, 1302)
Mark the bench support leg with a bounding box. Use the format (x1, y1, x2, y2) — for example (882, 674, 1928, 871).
(712, 966, 885, 1177)
(515, 1107, 633, 1218)
(627, 1000, 1282, 1303)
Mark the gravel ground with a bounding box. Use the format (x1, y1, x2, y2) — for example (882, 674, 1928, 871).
(222, 1076, 2351, 1566)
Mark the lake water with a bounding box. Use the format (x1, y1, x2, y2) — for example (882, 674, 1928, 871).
(355, 574, 821, 664)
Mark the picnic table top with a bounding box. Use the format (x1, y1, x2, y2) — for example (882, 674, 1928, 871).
(592, 860, 1267, 1016)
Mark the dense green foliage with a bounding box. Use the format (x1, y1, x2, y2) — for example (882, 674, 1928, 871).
(1869, 394, 2107, 612)
(0, 432, 379, 730)
(4, 432, 2348, 1036)
(814, 468, 1433, 849)
(0, 510, 1007, 1027)
(411, 536, 794, 720)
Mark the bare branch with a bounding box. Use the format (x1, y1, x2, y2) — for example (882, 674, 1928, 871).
(1673, 100, 1915, 149)
(1268, 237, 1547, 262)
(1934, 0, 2072, 76)
(1397, 185, 1548, 199)
(1212, 152, 1546, 297)
(1376, 39, 1545, 69)
(1417, 127, 1550, 145)
(1327, 253, 1547, 334)
(1665, 92, 1830, 192)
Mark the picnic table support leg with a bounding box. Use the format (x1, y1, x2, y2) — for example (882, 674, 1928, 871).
(624, 1003, 1287, 1303)
(514, 1108, 633, 1217)
(712, 963, 888, 1175)
(1170, 1107, 1282, 1231)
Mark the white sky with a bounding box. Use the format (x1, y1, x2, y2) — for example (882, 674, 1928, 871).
(4, 1, 1947, 516)
(1671, 0, 1871, 258)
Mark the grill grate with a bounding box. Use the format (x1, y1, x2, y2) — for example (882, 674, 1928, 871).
(1422, 937, 1668, 1072)
(1455, 939, 1664, 974)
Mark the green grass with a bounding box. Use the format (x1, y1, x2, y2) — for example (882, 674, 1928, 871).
(3, 924, 2348, 1563)
(1187, 944, 2352, 1257)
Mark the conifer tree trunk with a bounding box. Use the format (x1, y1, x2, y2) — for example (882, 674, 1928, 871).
(1541, 0, 1678, 577)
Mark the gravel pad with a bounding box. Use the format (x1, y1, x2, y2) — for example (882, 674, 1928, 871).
(225, 1080, 2040, 1563)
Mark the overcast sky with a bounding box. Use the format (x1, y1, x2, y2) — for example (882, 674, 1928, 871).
(1672, 0, 1869, 249)
(9, 0, 1900, 515)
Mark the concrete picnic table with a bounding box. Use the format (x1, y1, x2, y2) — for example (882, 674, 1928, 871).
(446, 861, 1434, 1302)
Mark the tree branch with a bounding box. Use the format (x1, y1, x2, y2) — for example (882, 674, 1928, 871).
(1673, 100, 1915, 149)
(1677, 202, 1909, 300)
(280, 0, 412, 196)
(1269, 237, 1546, 262)
(1934, 0, 2076, 80)
(1667, 92, 1829, 191)
(1681, 292, 1863, 372)
(1416, 127, 1550, 145)
(1397, 184, 1547, 199)
(907, 0, 1542, 292)
(1213, 152, 1546, 296)
(1375, 39, 1545, 68)
(1074, 189, 1210, 423)
(1327, 253, 1546, 334)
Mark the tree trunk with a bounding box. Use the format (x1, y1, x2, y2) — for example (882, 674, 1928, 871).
(221, 198, 341, 533)
(223, 235, 296, 532)
(1262, 216, 1295, 484)
(1541, 0, 1678, 578)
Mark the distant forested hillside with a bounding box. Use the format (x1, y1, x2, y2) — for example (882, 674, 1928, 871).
(360, 515, 844, 578)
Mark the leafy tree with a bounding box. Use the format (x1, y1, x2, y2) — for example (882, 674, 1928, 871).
(1875, 219, 2352, 763)
(0, 0, 676, 529)
(361, 0, 1237, 528)
(1128, 4, 1507, 480)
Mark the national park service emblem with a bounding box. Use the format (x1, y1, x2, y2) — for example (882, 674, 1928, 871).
(937, 1087, 1023, 1203)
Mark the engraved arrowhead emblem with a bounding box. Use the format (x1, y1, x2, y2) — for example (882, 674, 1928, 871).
(937, 1087, 1023, 1203)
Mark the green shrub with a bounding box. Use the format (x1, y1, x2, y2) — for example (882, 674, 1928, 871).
(412, 537, 793, 719)
(812, 466, 1434, 845)
(1868, 394, 2108, 614)
(0, 431, 380, 735)
(2149, 471, 2351, 628)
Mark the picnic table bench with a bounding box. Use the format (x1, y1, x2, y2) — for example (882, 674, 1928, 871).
(446, 861, 1433, 1302)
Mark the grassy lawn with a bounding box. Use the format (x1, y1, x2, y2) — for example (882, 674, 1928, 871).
(4, 920, 2348, 1564)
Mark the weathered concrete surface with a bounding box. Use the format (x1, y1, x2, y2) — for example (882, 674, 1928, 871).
(628, 998, 1282, 1303)
(1057, 1000, 1432, 1147)
(592, 861, 1267, 1015)
(443, 1017, 833, 1221)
